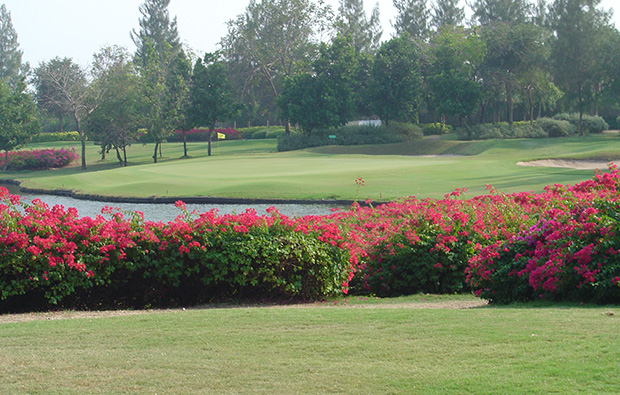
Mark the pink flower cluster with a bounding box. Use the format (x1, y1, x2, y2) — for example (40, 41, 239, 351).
(4, 148, 79, 171)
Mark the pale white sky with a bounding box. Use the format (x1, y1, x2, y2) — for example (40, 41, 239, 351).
(2, 0, 618, 68)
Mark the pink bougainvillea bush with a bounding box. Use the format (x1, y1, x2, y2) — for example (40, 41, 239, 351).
(0, 194, 350, 312)
(4, 148, 79, 171)
(466, 167, 620, 304)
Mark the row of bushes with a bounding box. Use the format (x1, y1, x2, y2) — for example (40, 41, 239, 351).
(3, 148, 79, 171)
(30, 131, 81, 143)
(456, 114, 609, 140)
(277, 122, 422, 152)
(2, 166, 620, 311)
(238, 126, 287, 140)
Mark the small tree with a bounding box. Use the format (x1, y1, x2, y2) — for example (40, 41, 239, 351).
(189, 53, 238, 156)
(0, 79, 39, 172)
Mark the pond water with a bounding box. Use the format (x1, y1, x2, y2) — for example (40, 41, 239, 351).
(0, 183, 344, 222)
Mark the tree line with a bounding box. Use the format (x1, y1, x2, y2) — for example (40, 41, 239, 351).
(0, 0, 618, 171)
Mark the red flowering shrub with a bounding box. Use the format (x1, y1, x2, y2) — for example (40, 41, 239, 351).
(5, 148, 79, 171)
(466, 166, 620, 303)
(0, 191, 350, 312)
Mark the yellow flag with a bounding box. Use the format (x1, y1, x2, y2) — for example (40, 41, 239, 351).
(217, 132, 226, 140)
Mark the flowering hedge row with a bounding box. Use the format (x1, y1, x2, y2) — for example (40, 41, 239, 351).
(4, 148, 79, 171)
(0, 195, 351, 311)
(2, 165, 620, 311)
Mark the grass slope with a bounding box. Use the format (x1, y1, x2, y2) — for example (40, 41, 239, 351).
(0, 296, 619, 393)
(5, 135, 620, 201)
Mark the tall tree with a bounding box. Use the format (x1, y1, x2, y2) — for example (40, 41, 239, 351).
(0, 79, 39, 172)
(189, 53, 238, 156)
(471, 0, 531, 26)
(549, 0, 611, 133)
(369, 34, 422, 125)
(33, 58, 73, 133)
(480, 22, 546, 125)
(86, 46, 142, 167)
(131, 0, 180, 67)
(0, 4, 28, 88)
(427, 26, 485, 129)
(392, 0, 430, 40)
(431, 0, 465, 30)
(335, 0, 382, 53)
(34, 58, 92, 170)
(279, 35, 358, 134)
(220, 0, 332, 133)
(138, 41, 189, 163)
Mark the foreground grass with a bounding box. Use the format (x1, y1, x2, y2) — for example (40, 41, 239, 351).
(5, 134, 620, 201)
(1, 296, 619, 394)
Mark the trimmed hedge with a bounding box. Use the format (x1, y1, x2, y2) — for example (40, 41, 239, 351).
(277, 123, 422, 152)
(31, 131, 81, 143)
(456, 123, 548, 140)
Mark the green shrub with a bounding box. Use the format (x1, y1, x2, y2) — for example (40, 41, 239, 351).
(420, 123, 453, 136)
(252, 131, 267, 139)
(277, 123, 420, 152)
(553, 113, 609, 134)
(31, 131, 80, 143)
(456, 123, 548, 140)
(536, 118, 574, 137)
(456, 124, 503, 140)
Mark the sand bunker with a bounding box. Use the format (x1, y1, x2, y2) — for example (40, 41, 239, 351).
(517, 159, 619, 170)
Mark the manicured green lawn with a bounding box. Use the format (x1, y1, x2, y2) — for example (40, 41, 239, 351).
(5, 134, 620, 201)
(1, 296, 618, 393)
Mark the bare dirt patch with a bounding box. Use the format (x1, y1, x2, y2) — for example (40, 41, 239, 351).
(0, 299, 488, 324)
(517, 159, 620, 170)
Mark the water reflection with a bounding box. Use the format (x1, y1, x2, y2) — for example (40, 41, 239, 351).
(0, 183, 343, 222)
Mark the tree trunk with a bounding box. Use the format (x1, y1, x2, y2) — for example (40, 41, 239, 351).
(123, 146, 128, 167)
(115, 147, 123, 166)
(208, 129, 213, 156)
(528, 87, 534, 125)
(75, 114, 87, 170)
(153, 141, 159, 163)
(506, 83, 514, 126)
(183, 132, 188, 157)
